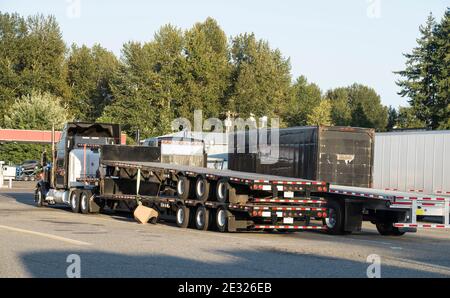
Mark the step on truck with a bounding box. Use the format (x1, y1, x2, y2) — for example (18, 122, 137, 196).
(35, 122, 428, 235)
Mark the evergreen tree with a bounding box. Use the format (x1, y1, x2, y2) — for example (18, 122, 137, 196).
(396, 11, 449, 129)
(386, 106, 398, 131)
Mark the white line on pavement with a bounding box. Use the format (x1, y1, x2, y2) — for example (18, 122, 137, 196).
(0, 224, 91, 246)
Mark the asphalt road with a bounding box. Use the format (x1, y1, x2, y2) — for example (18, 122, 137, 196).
(1, 184, 450, 278)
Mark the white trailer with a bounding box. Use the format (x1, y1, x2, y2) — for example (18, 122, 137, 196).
(373, 130, 450, 217)
(374, 130, 450, 194)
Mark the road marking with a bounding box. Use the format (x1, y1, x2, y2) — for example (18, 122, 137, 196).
(385, 256, 450, 276)
(0, 224, 91, 246)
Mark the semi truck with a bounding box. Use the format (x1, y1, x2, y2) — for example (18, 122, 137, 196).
(35, 122, 448, 236)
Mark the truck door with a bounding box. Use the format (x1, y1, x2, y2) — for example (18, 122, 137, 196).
(55, 128, 67, 189)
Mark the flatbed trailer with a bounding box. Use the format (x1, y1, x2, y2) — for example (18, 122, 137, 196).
(329, 185, 450, 230)
(91, 159, 331, 232)
(35, 122, 443, 236)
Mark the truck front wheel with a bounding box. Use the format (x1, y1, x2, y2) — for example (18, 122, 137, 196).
(376, 222, 405, 236)
(35, 188, 44, 207)
(70, 190, 80, 213)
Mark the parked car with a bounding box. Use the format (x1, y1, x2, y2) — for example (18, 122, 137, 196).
(21, 160, 39, 171)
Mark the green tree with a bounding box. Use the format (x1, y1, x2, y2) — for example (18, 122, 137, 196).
(434, 9, 450, 129)
(396, 106, 426, 129)
(66, 44, 119, 121)
(347, 84, 388, 130)
(386, 106, 398, 131)
(101, 25, 186, 138)
(325, 84, 388, 130)
(283, 76, 322, 127)
(0, 13, 68, 125)
(182, 18, 231, 119)
(306, 99, 332, 126)
(325, 88, 352, 126)
(396, 11, 449, 129)
(4, 91, 70, 130)
(228, 33, 292, 119)
(0, 91, 71, 164)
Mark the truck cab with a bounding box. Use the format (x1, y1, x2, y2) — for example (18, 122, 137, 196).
(36, 122, 121, 206)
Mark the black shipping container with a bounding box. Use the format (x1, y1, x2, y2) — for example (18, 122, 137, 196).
(228, 126, 375, 188)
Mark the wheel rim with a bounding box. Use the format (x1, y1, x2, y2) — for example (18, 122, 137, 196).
(81, 194, 87, 211)
(218, 182, 225, 199)
(217, 209, 226, 227)
(177, 179, 184, 195)
(325, 209, 337, 228)
(176, 207, 184, 224)
(196, 208, 205, 227)
(71, 193, 77, 209)
(197, 180, 205, 196)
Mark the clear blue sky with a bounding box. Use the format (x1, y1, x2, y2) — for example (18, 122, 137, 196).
(1, 0, 448, 107)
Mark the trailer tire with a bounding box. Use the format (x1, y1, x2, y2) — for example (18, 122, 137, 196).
(376, 222, 405, 236)
(216, 178, 229, 203)
(194, 206, 210, 231)
(35, 187, 44, 207)
(70, 190, 81, 213)
(177, 176, 191, 200)
(176, 205, 191, 228)
(195, 176, 210, 202)
(216, 207, 230, 233)
(323, 199, 345, 235)
(80, 191, 91, 214)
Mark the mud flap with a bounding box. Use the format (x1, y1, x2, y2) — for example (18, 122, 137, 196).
(344, 201, 363, 232)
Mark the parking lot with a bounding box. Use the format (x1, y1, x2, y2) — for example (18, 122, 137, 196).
(1, 183, 450, 278)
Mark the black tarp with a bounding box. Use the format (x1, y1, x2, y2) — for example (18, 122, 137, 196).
(228, 126, 374, 187)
